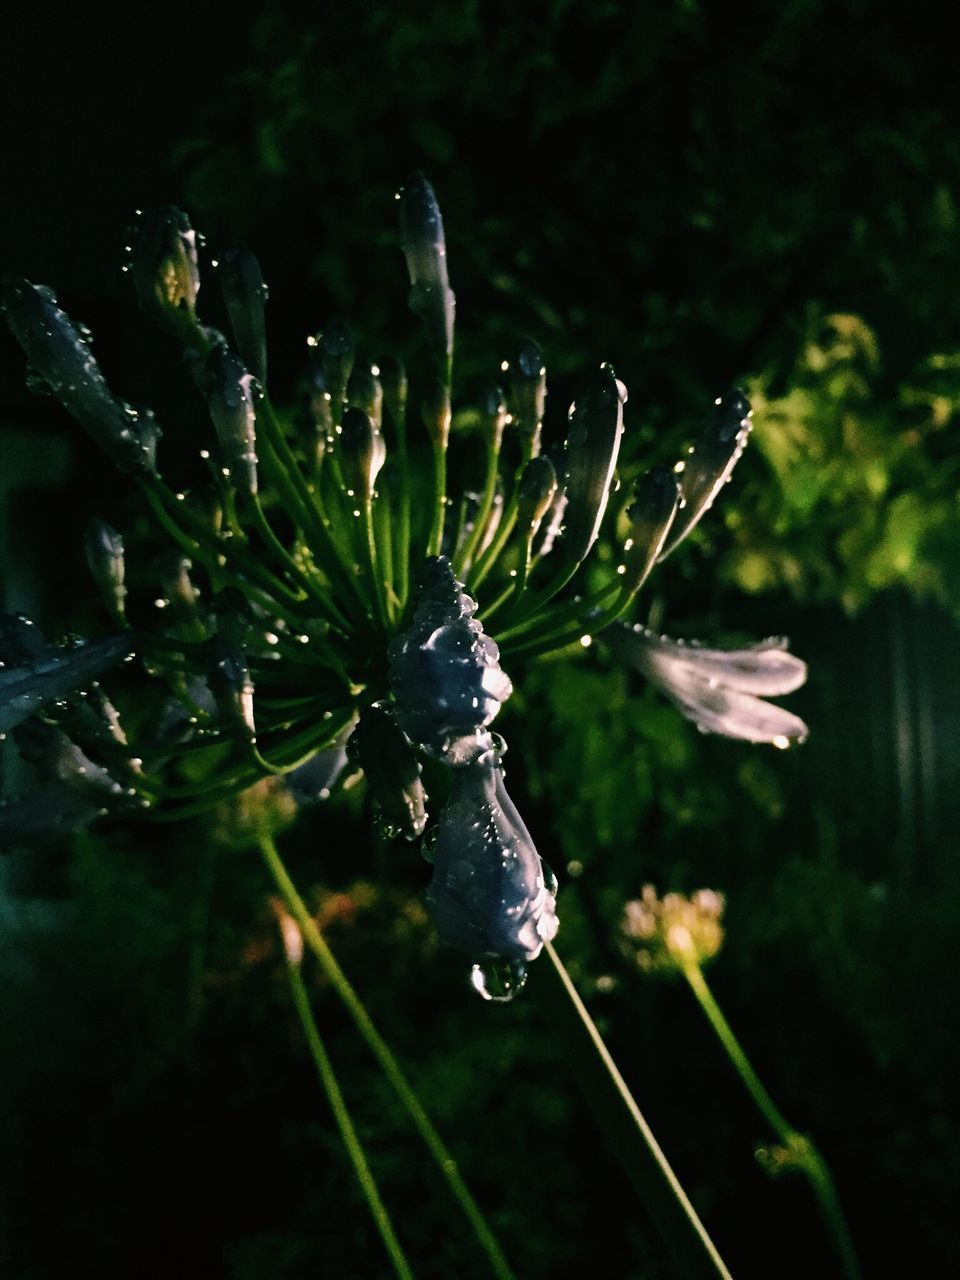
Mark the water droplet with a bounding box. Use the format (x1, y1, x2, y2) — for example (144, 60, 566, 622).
(420, 825, 439, 863)
(470, 957, 527, 1002)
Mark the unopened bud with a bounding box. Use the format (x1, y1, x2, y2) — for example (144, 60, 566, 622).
(420, 378, 451, 449)
(84, 520, 126, 625)
(319, 319, 355, 405)
(339, 407, 386, 500)
(398, 172, 455, 367)
(511, 338, 546, 459)
(347, 361, 383, 430)
(559, 364, 626, 568)
(352, 704, 428, 840)
(478, 384, 508, 454)
(378, 355, 408, 430)
(621, 465, 679, 595)
(218, 243, 268, 385)
(202, 343, 259, 496)
(130, 206, 199, 333)
(516, 455, 558, 538)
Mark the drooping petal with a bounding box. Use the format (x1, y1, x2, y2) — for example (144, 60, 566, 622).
(426, 747, 558, 961)
(285, 718, 357, 808)
(605, 624, 808, 744)
(658, 388, 752, 559)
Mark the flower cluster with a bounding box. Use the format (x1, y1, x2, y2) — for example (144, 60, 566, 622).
(1, 175, 807, 996)
(621, 886, 726, 973)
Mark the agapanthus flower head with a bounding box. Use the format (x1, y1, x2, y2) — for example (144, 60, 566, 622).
(3, 175, 808, 996)
(621, 886, 726, 973)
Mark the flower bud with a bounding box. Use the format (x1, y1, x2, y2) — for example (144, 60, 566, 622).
(319, 318, 355, 405)
(516, 455, 558, 539)
(659, 388, 752, 559)
(478, 384, 508, 455)
(84, 520, 126, 625)
(129, 206, 199, 333)
(201, 343, 259, 496)
(378, 355, 408, 430)
(620, 465, 679, 595)
(559, 364, 626, 568)
(420, 377, 451, 449)
(388, 557, 512, 764)
(0, 630, 134, 734)
(217, 242, 268, 385)
(398, 172, 455, 367)
(339, 407, 387, 500)
(426, 745, 559, 962)
(511, 338, 546, 459)
(346, 361, 383, 430)
(3, 279, 160, 474)
(352, 704, 428, 840)
(208, 638, 255, 741)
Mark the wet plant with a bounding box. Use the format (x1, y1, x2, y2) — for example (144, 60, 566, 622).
(2, 175, 815, 1277)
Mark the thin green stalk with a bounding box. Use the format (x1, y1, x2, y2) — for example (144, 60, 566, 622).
(681, 960, 861, 1280)
(362, 501, 389, 631)
(427, 442, 447, 558)
(454, 441, 501, 578)
(256, 829, 516, 1280)
(276, 918, 414, 1280)
(528, 942, 732, 1280)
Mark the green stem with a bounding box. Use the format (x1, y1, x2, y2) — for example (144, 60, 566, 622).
(454, 442, 501, 578)
(529, 942, 732, 1280)
(279, 938, 414, 1280)
(256, 829, 516, 1280)
(362, 500, 389, 631)
(427, 442, 447, 558)
(681, 960, 861, 1280)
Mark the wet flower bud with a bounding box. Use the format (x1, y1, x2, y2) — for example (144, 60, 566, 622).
(604, 624, 808, 745)
(621, 886, 725, 973)
(559, 364, 626, 568)
(659, 388, 752, 559)
(621, 465, 680, 595)
(285, 717, 357, 808)
(13, 718, 124, 800)
(352, 704, 428, 840)
(478, 384, 508, 454)
(511, 338, 546, 459)
(319, 318, 355, 405)
(339, 407, 387, 500)
(0, 630, 134, 734)
(346, 361, 384, 430)
(378, 355, 408, 429)
(201, 343, 259, 496)
(217, 242, 268, 385)
(426, 745, 559, 962)
(129, 206, 199, 333)
(398, 172, 456, 367)
(208, 638, 256, 741)
(84, 520, 126, 625)
(3, 279, 161, 474)
(516, 455, 558, 539)
(420, 377, 451, 449)
(388, 557, 512, 764)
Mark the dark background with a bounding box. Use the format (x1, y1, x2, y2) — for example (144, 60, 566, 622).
(2, 3, 959, 1277)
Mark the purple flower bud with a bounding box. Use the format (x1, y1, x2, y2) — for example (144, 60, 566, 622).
(426, 745, 559, 962)
(3, 278, 160, 474)
(201, 343, 259, 496)
(388, 557, 512, 764)
(208, 638, 256, 742)
(511, 338, 546, 458)
(398, 173, 455, 367)
(217, 242, 268, 385)
(478, 384, 508, 454)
